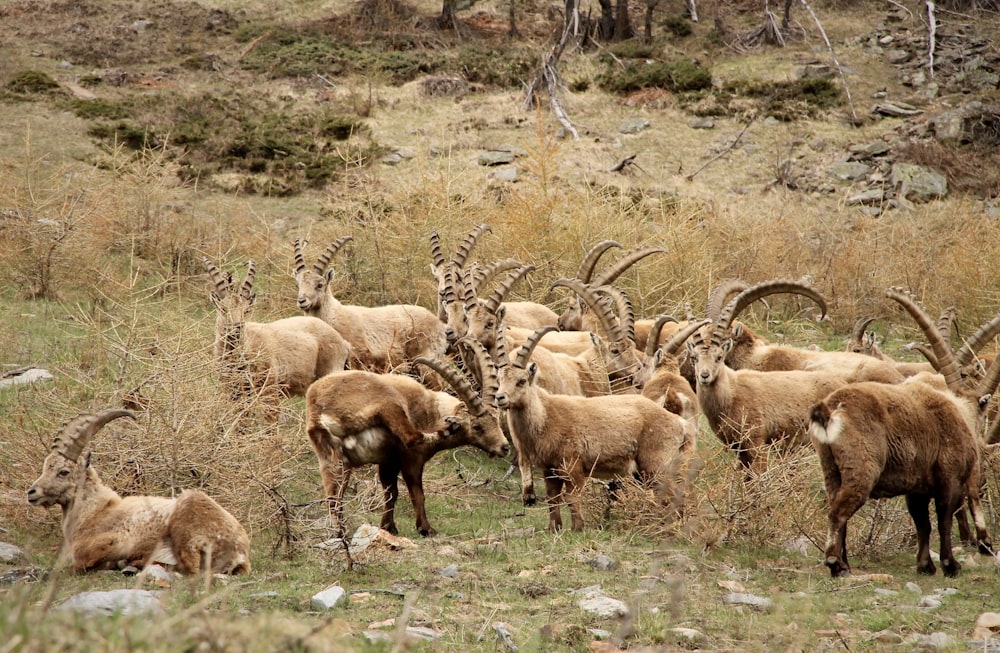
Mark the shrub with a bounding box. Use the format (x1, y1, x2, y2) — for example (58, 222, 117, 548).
(6, 70, 60, 94)
(597, 59, 712, 94)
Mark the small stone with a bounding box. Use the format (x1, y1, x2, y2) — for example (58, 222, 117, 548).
(873, 630, 903, 644)
(0, 543, 26, 564)
(578, 591, 629, 618)
(829, 161, 870, 182)
(688, 117, 715, 129)
(619, 118, 650, 134)
(588, 555, 617, 571)
(918, 595, 942, 609)
(311, 584, 347, 610)
(722, 593, 773, 611)
(670, 627, 707, 644)
(904, 582, 922, 593)
(56, 589, 163, 617)
(440, 564, 459, 578)
(873, 588, 898, 597)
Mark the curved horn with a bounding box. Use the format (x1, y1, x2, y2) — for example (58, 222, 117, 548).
(936, 306, 958, 346)
(987, 412, 1000, 445)
(513, 325, 558, 369)
(903, 341, 939, 367)
(458, 338, 499, 406)
(595, 285, 635, 342)
(53, 409, 136, 462)
(494, 323, 511, 369)
(716, 279, 829, 342)
(551, 279, 623, 341)
(850, 316, 877, 343)
(575, 240, 622, 283)
(429, 229, 445, 268)
(975, 358, 1000, 405)
(644, 315, 678, 357)
(293, 238, 307, 275)
(240, 259, 256, 300)
(313, 236, 353, 275)
(886, 287, 961, 390)
(484, 265, 535, 314)
(440, 266, 459, 305)
(471, 258, 522, 295)
(662, 318, 712, 356)
(451, 224, 491, 268)
(459, 268, 478, 313)
(591, 246, 668, 287)
(706, 279, 750, 321)
(956, 313, 1000, 366)
(203, 257, 231, 297)
(412, 357, 486, 417)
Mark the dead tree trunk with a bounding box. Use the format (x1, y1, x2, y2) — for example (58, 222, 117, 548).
(644, 0, 661, 42)
(614, 0, 633, 40)
(523, 0, 581, 139)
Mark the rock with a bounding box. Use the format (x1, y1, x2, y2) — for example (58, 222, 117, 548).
(891, 163, 947, 202)
(670, 627, 707, 645)
(846, 189, 884, 206)
(0, 368, 53, 388)
(142, 564, 173, 587)
(848, 141, 891, 159)
(311, 584, 347, 610)
(0, 542, 26, 564)
(420, 75, 469, 97)
(873, 588, 898, 597)
(885, 49, 913, 64)
(782, 536, 812, 556)
(918, 595, 942, 609)
(928, 101, 983, 143)
(871, 102, 921, 117)
(56, 589, 163, 617)
(578, 590, 629, 618)
(909, 632, 954, 652)
(619, 118, 650, 134)
(440, 564, 459, 578)
(688, 117, 715, 130)
(588, 555, 617, 571)
(721, 592, 773, 611)
(382, 152, 403, 165)
(973, 612, 1000, 640)
(872, 629, 903, 644)
(796, 64, 834, 79)
(904, 582, 922, 594)
(829, 161, 870, 182)
(479, 150, 517, 166)
(487, 166, 519, 183)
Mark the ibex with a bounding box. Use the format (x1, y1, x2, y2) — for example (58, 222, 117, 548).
(27, 410, 250, 575)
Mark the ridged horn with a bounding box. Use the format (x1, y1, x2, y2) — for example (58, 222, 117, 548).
(715, 279, 829, 344)
(459, 268, 478, 313)
(484, 265, 535, 314)
(293, 238, 308, 275)
(956, 313, 1000, 366)
(240, 259, 256, 300)
(576, 240, 622, 283)
(471, 259, 522, 295)
(429, 229, 445, 268)
(203, 257, 231, 297)
(904, 341, 939, 367)
(412, 357, 486, 417)
(706, 279, 750, 321)
(594, 285, 635, 342)
(550, 279, 623, 342)
(886, 287, 961, 390)
(441, 266, 459, 304)
(975, 357, 1000, 406)
(53, 409, 136, 462)
(644, 315, 678, 357)
(451, 224, 491, 268)
(936, 306, 958, 346)
(850, 316, 877, 343)
(494, 323, 511, 369)
(458, 338, 499, 406)
(513, 325, 558, 369)
(591, 246, 668, 287)
(313, 236, 353, 275)
(662, 318, 712, 356)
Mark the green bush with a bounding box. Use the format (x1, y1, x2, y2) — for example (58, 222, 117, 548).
(597, 59, 712, 94)
(6, 70, 60, 94)
(453, 47, 536, 88)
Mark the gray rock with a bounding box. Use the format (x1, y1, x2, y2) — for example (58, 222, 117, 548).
(0, 542, 26, 564)
(311, 584, 347, 610)
(885, 49, 913, 64)
(405, 626, 443, 640)
(796, 64, 834, 79)
(928, 101, 983, 143)
(872, 630, 903, 643)
(891, 163, 948, 202)
(846, 189, 884, 206)
(487, 166, 519, 183)
(619, 118, 650, 134)
(0, 368, 53, 388)
(670, 627, 707, 644)
(382, 152, 403, 165)
(588, 555, 618, 571)
(688, 117, 715, 130)
(873, 588, 898, 597)
(721, 592, 773, 611)
(918, 595, 942, 609)
(440, 564, 459, 578)
(142, 564, 173, 585)
(578, 590, 629, 618)
(56, 589, 163, 617)
(588, 628, 613, 640)
(131, 20, 154, 31)
(909, 632, 954, 652)
(829, 161, 870, 182)
(849, 141, 891, 159)
(904, 581, 922, 593)
(479, 150, 517, 166)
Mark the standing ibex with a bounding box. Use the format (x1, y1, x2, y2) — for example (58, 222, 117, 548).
(633, 315, 709, 420)
(204, 258, 350, 409)
(27, 410, 251, 574)
(810, 287, 998, 578)
(304, 344, 510, 537)
(293, 238, 447, 372)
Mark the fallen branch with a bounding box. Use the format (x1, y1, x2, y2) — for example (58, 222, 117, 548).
(799, 0, 858, 124)
(685, 117, 755, 181)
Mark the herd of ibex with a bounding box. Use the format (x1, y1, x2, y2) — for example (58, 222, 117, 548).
(27, 224, 1000, 580)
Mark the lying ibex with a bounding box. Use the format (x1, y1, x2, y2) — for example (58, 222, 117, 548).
(27, 410, 251, 574)
(810, 287, 998, 578)
(304, 345, 510, 537)
(844, 317, 935, 377)
(496, 328, 696, 531)
(294, 238, 447, 371)
(204, 258, 350, 407)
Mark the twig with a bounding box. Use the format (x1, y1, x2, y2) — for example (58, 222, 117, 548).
(608, 154, 637, 172)
(314, 74, 338, 89)
(799, 0, 858, 124)
(884, 0, 913, 20)
(685, 117, 755, 181)
(926, 1, 936, 79)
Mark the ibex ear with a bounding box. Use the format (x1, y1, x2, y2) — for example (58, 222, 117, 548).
(496, 305, 506, 321)
(81, 451, 92, 469)
(722, 339, 735, 355)
(685, 339, 695, 355)
(731, 323, 743, 338)
(589, 332, 600, 347)
(527, 362, 539, 382)
(653, 349, 665, 365)
(325, 269, 336, 283)
(979, 394, 992, 412)
(247, 292, 257, 306)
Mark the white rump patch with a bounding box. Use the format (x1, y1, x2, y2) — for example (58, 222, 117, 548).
(319, 414, 345, 438)
(809, 413, 843, 445)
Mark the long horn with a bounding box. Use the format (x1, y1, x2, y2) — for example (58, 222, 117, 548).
(412, 357, 486, 417)
(53, 409, 136, 462)
(240, 259, 256, 300)
(484, 265, 535, 314)
(903, 341, 939, 367)
(458, 338, 499, 406)
(886, 287, 961, 390)
(936, 306, 958, 347)
(706, 279, 750, 321)
(716, 279, 829, 343)
(203, 257, 231, 297)
(441, 266, 459, 305)
(661, 318, 712, 356)
(471, 259, 522, 295)
(987, 411, 1000, 445)
(576, 240, 622, 283)
(850, 316, 877, 343)
(459, 268, 478, 313)
(591, 246, 668, 287)
(293, 239, 307, 275)
(429, 230, 445, 268)
(551, 279, 623, 341)
(513, 325, 558, 369)
(451, 224, 491, 268)
(494, 323, 511, 369)
(595, 285, 635, 342)
(956, 313, 1000, 366)
(975, 358, 1000, 406)
(313, 236, 353, 275)
(644, 315, 678, 357)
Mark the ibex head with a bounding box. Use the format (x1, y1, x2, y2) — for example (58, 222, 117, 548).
(292, 237, 353, 312)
